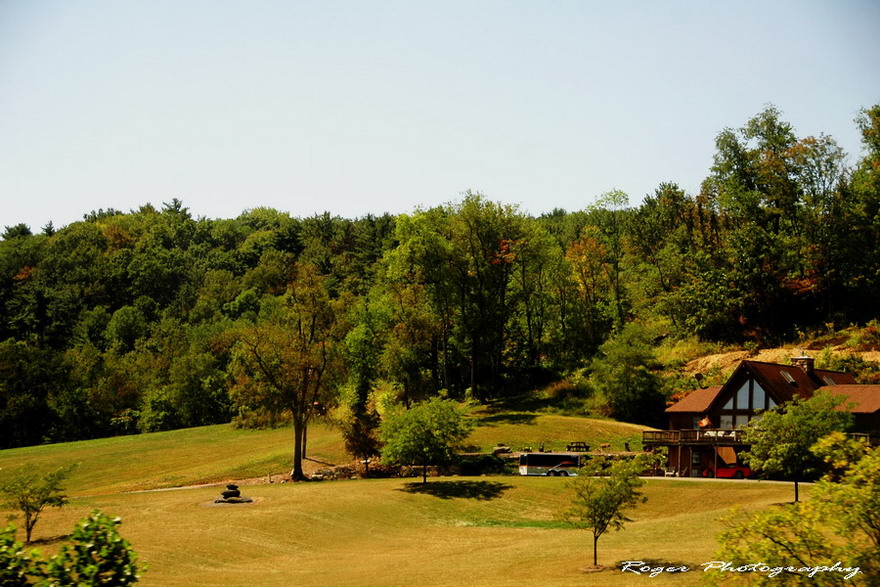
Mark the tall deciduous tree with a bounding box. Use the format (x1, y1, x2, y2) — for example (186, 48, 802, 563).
(231, 263, 347, 481)
(741, 391, 852, 502)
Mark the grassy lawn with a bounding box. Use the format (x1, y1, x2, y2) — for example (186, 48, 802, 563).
(14, 476, 801, 586)
(0, 413, 649, 495)
(2, 414, 798, 586)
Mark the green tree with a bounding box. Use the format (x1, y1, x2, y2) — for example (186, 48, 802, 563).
(379, 397, 473, 484)
(0, 464, 76, 543)
(711, 437, 877, 586)
(741, 391, 852, 502)
(565, 453, 658, 567)
(340, 410, 382, 476)
(588, 323, 666, 426)
(230, 263, 347, 481)
(45, 511, 142, 585)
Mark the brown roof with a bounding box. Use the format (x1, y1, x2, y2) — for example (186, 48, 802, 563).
(740, 360, 856, 404)
(819, 386, 880, 413)
(664, 360, 864, 415)
(666, 386, 723, 413)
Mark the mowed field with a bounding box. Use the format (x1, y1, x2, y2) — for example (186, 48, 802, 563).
(0, 416, 801, 586)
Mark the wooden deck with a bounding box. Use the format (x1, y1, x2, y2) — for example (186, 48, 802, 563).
(644, 429, 880, 447)
(642, 429, 746, 446)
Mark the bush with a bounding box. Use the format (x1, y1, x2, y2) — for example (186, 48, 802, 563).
(0, 512, 142, 585)
(0, 525, 37, 586)
(45, 511, 142, 585)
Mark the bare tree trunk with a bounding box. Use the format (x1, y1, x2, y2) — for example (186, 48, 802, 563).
(593, 534, 599, 566)
(302, 418, 308, 460)
(291, 419, 307, 481)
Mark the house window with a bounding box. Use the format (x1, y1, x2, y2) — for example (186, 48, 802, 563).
(753, 383, 766, 410)
(735, 382, 749, 409)
(719, 378, 777, 428)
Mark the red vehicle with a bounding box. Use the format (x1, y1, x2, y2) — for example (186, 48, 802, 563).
(702, 463, 753, 479)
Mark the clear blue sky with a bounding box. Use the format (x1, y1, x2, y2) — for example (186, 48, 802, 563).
(1, 0, 878, 230)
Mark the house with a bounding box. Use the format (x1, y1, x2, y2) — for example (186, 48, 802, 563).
(642, 356, 880, 477)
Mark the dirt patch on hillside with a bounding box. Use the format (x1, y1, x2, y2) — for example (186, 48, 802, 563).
(684, 347, 880, 376)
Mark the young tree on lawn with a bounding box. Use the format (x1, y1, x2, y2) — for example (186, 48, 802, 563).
(379, 397, 473, 484)
(741, 391, 852, 502)
(230, 263, 347, 481)
(0, 464, 76, 543)
(565, 453, 657, 568)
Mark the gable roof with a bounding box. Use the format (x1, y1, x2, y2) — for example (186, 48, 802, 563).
(665, 359, 862, 415)
(820, 385, 880, 414)
(666, 386, 723, 413)
(740, 360, 856, 404)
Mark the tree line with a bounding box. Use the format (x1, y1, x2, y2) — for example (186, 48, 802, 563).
(1, 104, 879, 449)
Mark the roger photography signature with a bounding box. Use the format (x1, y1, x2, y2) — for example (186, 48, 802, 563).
(620, 560, 862, 581)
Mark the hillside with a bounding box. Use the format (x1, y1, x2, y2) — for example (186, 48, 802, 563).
(0, 412, 649, 496)
(682, 342, 880, 378)
(0, 413, 797, 586)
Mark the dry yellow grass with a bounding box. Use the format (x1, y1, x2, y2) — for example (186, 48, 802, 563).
(13, 476, 803, 586)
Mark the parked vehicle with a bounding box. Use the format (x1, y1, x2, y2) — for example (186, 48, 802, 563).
(518, 452, 584, 476)
(702, 463, 753, 479)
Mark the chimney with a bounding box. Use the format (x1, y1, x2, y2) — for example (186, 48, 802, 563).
(791, 355, 815, 377)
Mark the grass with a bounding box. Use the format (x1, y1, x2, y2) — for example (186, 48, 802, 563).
(0, 412, 650, 495)
(2, 411, 797, 586)
(0, 423, 348, 496)
(11, 476, 803, 586)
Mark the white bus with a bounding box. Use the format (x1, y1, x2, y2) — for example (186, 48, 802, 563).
(518, 452, 585, 476)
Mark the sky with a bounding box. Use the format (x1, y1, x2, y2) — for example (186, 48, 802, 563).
(1, 0, 879, 231)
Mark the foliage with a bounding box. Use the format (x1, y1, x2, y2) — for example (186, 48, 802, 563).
(0, 464, 76, 543)
(339, 410, 383, 475)
(741, 392, 852, 502)
(0, 104, 880, 448)
(0, 512, 142, 586)
(564, 452, 659, 567)
(379, 397, 473, 484)
(44, 511, 142, 586)
(588, 323, 667, 426)
(0, 525, 37, 586)
(230, 263, 347, 480)
(710, 438, 879, 586)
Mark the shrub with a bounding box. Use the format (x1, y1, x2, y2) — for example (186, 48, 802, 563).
(45, 511, 142, 585)
(0, 525, 38, 586)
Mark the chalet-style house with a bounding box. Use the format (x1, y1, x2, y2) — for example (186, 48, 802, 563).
(643, 356, 880, 477)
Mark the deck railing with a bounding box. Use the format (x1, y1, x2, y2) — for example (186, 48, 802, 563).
(642, 429, 745, 445)
(643, 429, 880, 446)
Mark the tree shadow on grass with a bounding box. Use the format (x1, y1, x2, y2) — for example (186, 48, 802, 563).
(30, 534, 71, 546)
(398, 480, 513, 501)
(476, 413, 538, 426)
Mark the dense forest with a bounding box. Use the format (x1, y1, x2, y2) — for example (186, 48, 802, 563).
(2, 105, 879, 449)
